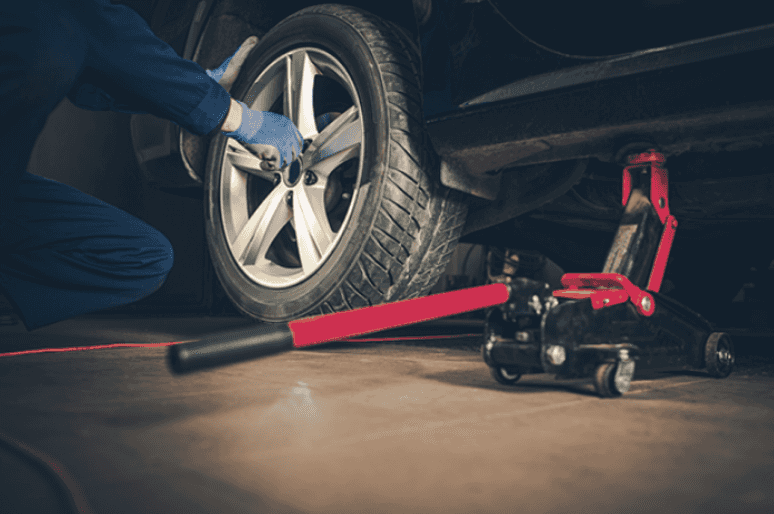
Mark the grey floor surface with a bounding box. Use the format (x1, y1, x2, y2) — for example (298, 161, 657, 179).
(0, 315, 772, 514)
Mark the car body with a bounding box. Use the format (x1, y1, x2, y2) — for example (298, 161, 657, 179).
(129, 0, 774, 324)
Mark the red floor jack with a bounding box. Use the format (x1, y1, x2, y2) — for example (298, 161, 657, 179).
(169, 150, 735, 397)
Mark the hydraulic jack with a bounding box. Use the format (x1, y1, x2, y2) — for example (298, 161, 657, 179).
(481, 150, 735, 396)
(169, 150, 735, 398)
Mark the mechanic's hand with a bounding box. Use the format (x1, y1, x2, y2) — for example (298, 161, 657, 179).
(205, 36, 259, 92)
(224, 100, 304, 170)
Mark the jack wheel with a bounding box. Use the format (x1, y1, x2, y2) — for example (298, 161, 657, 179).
(490, 366, 522, 385)
(705, 332, 735, 378)
(594, 360, 635, 398)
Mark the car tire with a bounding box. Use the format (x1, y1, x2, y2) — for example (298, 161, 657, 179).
(204, 4, 467, 321)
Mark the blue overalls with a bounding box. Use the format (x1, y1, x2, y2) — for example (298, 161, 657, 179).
(0, 0, 232, 331)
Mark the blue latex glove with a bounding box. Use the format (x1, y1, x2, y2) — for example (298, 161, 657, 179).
(205, 36, 258, 92)
(224, 100, 304, 169)
(205, 58, 231, 83)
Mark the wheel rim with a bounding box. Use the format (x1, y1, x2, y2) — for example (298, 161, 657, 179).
(717, 340, 734, 368)
(613, 360, 635, 394)
(219, 47, 364, 288)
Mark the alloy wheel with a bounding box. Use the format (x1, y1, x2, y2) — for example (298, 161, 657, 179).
(219, 48, 364, 288)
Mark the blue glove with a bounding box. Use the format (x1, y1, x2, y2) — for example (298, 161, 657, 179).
(224, 100, 304, 169)
(205, 36, 259, 92)
(205, 56, 232, 83)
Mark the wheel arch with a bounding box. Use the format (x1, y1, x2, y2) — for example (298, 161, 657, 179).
(197, 0, 420, 56)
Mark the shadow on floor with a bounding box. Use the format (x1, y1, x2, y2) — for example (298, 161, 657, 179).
(421, 367, 601, 397)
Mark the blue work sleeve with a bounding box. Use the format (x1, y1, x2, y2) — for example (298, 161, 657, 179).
(65, 0, 231, 136)
(68, 81, 149, 115)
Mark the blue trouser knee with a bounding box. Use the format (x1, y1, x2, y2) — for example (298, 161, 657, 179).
(0, 173, 174, 331)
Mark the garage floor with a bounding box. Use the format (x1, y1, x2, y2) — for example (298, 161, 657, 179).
(1, 314, 773, 514)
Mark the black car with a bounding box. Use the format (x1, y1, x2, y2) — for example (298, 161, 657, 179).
(129, 0, 774, 328)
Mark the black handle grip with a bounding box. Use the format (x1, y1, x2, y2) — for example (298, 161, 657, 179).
(168, 322, 294, 373)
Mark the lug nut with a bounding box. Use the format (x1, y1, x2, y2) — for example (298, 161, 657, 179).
(286, 191, 293, 206)
(304, 171, 317, 185)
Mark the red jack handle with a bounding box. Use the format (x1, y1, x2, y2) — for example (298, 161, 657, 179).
(168, 283, 510, 373)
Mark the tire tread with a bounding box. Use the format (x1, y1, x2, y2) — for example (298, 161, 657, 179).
(261, 4, 467, 315)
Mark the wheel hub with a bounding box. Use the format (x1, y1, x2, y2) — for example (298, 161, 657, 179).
(614, 360, 636, 393)
(282, 139, 313, 187)
(718, 347, 733, 365)
(284, 160, 303, 187)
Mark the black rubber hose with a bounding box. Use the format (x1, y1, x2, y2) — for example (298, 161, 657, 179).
(0, 431, 91, 514)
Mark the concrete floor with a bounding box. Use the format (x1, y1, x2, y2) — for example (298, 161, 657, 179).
(1, 315, 773, 514)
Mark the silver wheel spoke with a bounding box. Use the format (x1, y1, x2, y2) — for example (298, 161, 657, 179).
(225, 139, 275, 181)
(232, 185, 291, 265)
(293, 184, 335, 274)
(243, 63, 283, 111)
(305, 106, 361, 178)
(284, 51, 320, 140)
(220, 47, 363, 288)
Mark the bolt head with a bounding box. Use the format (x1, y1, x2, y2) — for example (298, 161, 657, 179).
(286, 191, 293, 205)
(640, 295, 652, 312)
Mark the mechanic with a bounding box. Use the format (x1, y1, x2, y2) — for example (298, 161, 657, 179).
(0, 0, 303, 332)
